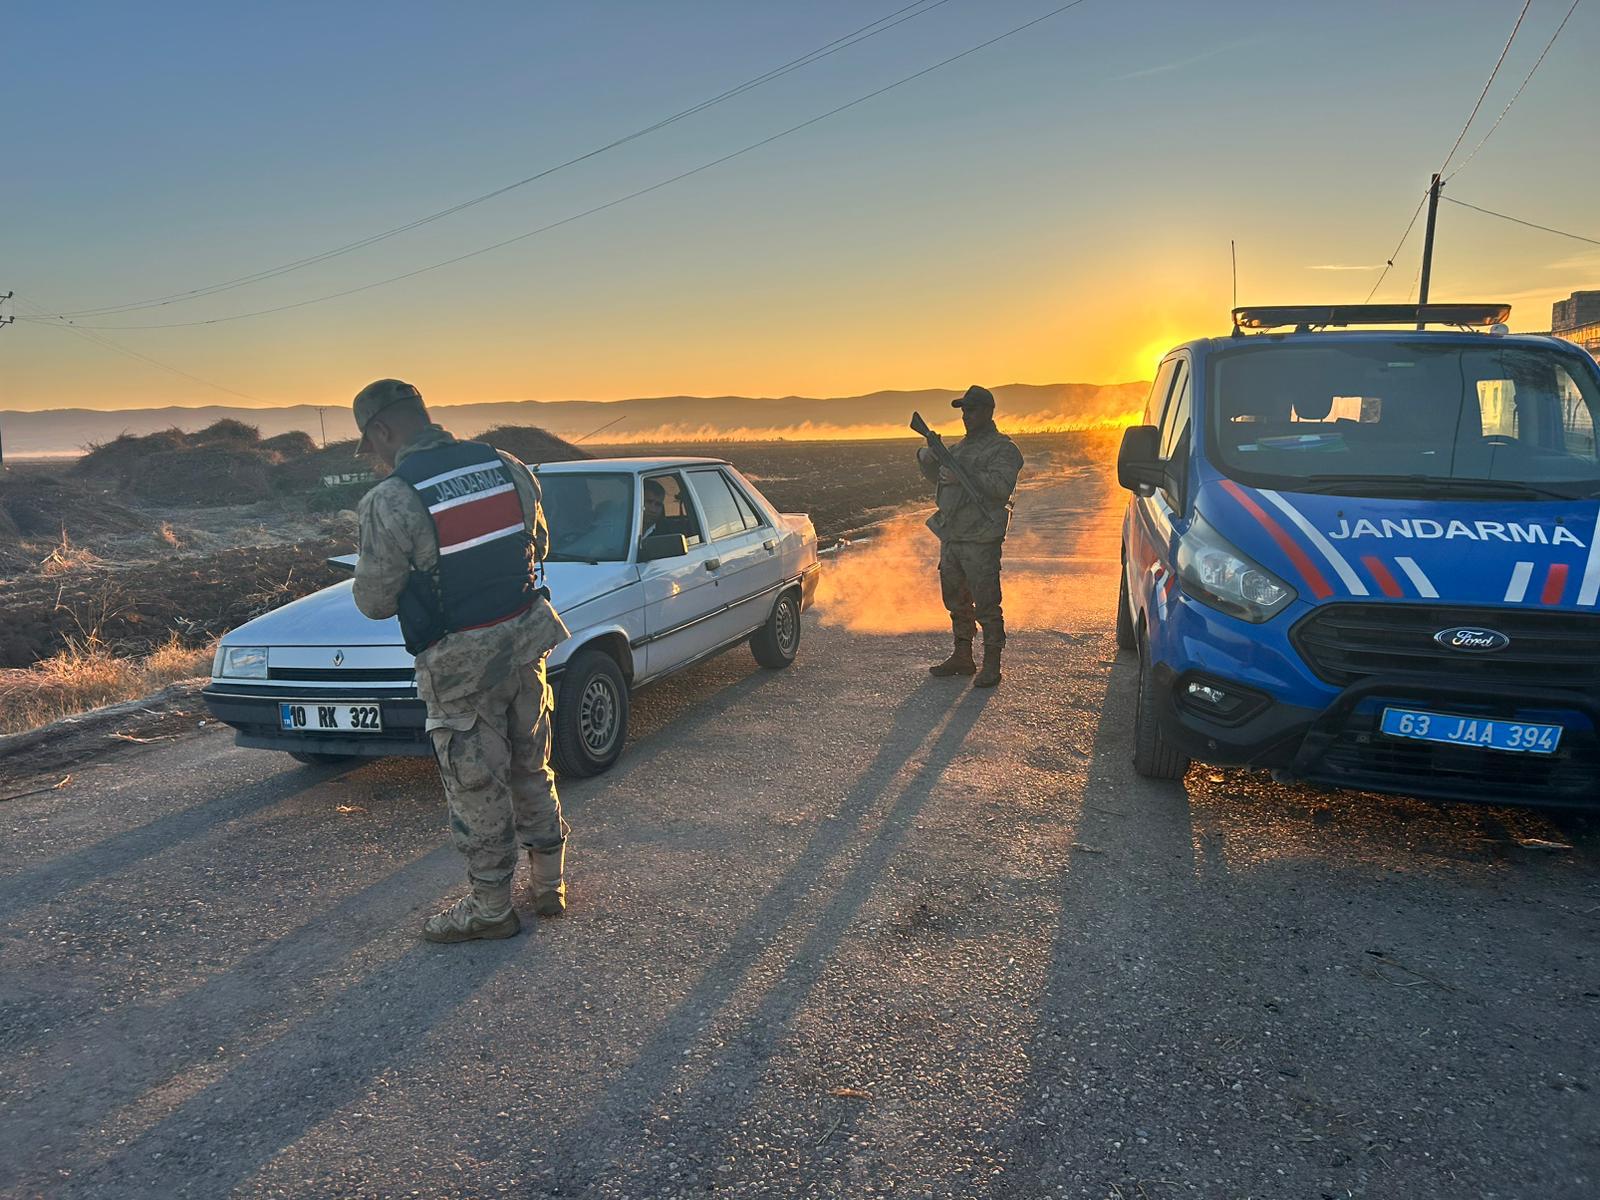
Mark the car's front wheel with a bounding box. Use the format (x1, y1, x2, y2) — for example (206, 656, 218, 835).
(552, 650, 630, 778)
(288, 750, 356, 766)
(1132, 634, 1189, 781)
(750, 589, 801, 669)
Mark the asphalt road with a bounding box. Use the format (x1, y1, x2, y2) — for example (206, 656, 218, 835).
(1, 469, 1597, 1199)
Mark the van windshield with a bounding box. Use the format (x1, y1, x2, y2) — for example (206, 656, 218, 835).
(1207, 340, 1600, 499)
(539, 472, 633, 562)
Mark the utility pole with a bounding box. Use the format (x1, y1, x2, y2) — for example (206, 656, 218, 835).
(0, 291, 13, 471)
(1416, 174, 1443, 328)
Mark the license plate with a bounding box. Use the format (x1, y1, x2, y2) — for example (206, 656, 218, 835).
(279, 701, 383, 733)
(1379, 707, 1561, 755)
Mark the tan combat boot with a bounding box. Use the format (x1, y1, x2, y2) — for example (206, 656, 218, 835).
(528, 844, 567, 918)
(973, 643, 1002, 689)
(421, 891, 520, 943)
(929, 638, 977, 677)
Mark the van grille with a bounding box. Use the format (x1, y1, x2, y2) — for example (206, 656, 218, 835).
(1291, 603, 1600, 689)
(1310, 712, 1600, 806)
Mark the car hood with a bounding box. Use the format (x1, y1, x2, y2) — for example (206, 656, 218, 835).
(1197, 477, 1600, 611)
(221, 560, 638, 647)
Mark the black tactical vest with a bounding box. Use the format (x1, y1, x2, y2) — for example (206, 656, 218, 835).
(390, 440, 538, 654)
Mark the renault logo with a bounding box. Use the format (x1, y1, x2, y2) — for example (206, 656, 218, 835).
(332, 650, 345, 667)
(1433, 627, 1510, 653)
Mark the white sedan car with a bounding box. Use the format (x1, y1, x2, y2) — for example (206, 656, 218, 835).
(202, 457, 819, 777)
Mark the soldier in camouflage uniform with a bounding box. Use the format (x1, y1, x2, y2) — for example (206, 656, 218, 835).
(916, 385, 1024, 688)
(350, 379, 572, 943)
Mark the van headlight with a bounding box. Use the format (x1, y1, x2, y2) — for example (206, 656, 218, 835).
(218, 645, 269, 679)
(1175, 512, 1295, 622)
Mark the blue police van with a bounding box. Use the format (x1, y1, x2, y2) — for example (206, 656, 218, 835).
(1116, 303, 1600, 805)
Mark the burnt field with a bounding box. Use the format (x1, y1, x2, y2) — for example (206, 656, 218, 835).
(0, 431, 1107, 670)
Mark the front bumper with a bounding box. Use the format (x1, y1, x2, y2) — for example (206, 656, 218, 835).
(202, 684, 431, 757)
(1155, 666, 1600, 807)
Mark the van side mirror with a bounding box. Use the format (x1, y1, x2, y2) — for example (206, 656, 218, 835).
(1117, 425, 1165, 492)
(638, 533, 689, 562)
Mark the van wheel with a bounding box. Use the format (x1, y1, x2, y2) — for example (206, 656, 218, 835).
(1115, 563, 1137, 652)
(1132, 636, 1189, 781)
(552, 650, 629, 778)
(750, 589, 801, 669)
(289, 750, 356, 766)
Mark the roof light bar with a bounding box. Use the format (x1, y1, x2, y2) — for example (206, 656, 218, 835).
(1231, 303, 1511, 331)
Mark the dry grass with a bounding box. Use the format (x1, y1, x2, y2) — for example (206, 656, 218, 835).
(38, 531, 102, 577)
(0, 634, 213, 736)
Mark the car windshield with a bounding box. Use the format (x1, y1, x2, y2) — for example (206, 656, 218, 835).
(1207, 340, 1600, 499)
(539, 472, 633, 562)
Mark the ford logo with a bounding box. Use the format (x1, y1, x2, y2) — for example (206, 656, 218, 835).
(1433, 627, 1510, 653)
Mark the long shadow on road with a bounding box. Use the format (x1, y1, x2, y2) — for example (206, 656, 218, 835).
(0, 660, 790, 1199)
(535, 676, 992, 1191)
(0, 761, 358, 924)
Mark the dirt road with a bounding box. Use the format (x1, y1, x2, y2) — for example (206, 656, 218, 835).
(1, 468, 1597, 1199)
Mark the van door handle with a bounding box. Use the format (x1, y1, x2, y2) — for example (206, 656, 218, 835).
(705, 558, 722, 572)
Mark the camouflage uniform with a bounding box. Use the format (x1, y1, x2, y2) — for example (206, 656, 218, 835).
(917, 424, 1024, 648)
(353, 425, 570, 916)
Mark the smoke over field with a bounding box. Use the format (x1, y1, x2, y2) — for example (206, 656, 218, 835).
(814, 430, 1125, 636)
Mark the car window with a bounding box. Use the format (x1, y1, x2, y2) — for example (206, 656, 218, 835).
(1159, 360, 1190, 460)
(724, 473, 768, 529)
(686, 469, 748, 541)
(1209, 341, 1600, 496)
(640, 472, 704, 548)
(540, 472, 634, 562)
(1143, 359, 1179, 427)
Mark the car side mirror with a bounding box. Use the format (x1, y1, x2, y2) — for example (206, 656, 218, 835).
(1117, 425, 1165, 492)
(638, 533, 689, 562)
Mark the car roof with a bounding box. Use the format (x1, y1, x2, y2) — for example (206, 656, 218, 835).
(532, 456, 732, 473)
(1175, 329, 1580, 359)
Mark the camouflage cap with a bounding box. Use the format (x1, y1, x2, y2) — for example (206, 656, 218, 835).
(353, 379, 423, 451)
(951, 384, 995, 411)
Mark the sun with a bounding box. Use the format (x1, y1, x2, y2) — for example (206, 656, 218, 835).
(1130, 335, 1182, 379)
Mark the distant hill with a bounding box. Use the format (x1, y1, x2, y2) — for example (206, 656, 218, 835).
(0, 382, 1148, 458)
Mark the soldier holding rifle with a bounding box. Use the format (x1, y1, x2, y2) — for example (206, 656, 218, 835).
(912, 385, 1024, 688)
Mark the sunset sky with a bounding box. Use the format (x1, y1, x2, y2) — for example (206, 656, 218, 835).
(3, 0, 1596, 413)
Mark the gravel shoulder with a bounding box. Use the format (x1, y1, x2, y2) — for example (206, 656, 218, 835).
(0, 470, 1596, 1199)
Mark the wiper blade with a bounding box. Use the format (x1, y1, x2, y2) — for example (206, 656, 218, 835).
(1294, 474, 1580, 500)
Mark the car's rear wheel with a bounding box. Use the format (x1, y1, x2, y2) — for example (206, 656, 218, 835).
(552, 649, 629, 778)
(1132, 633, 1189, 781)
(1115, 559, 1137, 652)
(750, 589, 801, 669)
(288, 751, 356, 766)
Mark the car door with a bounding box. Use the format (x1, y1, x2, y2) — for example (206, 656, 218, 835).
(684, 467, 778, 644)
(636, 470, 725, 678)
(1127, 357, 1184, 616)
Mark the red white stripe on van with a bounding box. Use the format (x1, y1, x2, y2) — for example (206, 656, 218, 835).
(1579, 511, 1600, 606)
(1256, 489, 1369, 596)
(1218, 480, 1334, 600)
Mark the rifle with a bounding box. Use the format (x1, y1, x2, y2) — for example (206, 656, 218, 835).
(909, 411, 1009, 535)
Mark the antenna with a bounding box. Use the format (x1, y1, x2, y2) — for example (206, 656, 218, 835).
(573, 414, 627, 445)
(1230, 240, 1238, 309)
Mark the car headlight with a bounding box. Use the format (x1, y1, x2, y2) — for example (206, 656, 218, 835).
(218, 645, 269, 679)
(1175, 511, 1296, 623)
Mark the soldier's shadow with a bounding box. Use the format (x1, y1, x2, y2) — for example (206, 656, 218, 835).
(535, 670, 996, 1183)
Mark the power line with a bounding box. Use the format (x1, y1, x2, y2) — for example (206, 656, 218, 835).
(1441, 195, 1600, 248)
(28, 0, 1096, 333)
(1362, 0, 1533, 303)
(40, 0, 958, 320)
(1444, 0, 1583, 182)
(11, 295, 266, 402)
(1438, 0, 1531, 175)
(1363, 189, 1430, 303)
